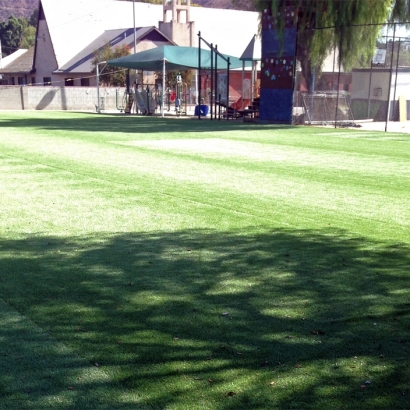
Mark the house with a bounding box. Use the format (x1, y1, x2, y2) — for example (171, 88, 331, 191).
(0, 47, 35, 85)
(53, 27, 176, 87)
(33, 0, 260, 88)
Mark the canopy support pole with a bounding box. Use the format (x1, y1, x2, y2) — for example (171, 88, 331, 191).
(198, 32, 202, 120)
(242, 61, 245, 110)
(162, 59, 166, 118)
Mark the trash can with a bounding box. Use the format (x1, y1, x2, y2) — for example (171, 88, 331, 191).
(194, 104, 209, 116)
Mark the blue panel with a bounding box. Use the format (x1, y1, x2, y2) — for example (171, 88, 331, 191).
(262, 28, 296, 57)
(259, 89, 293, 123)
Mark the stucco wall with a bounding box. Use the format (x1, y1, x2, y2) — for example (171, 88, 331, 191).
(0, 86, 127, 111)
(351, 70, 390, 101)
(35, 19, 59, 86)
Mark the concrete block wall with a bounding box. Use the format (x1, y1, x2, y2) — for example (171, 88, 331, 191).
(0, 87, 26, 110)
(0, 86, 127, 111)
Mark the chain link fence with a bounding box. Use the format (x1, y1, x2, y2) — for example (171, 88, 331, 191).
(292, 22, 410, 131)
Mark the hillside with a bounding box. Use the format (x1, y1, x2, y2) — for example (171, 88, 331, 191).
(0, 0, 38, 20)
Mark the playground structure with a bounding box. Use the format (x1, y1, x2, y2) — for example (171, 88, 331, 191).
(168, 78, 189, 116)
(105, 40, 257, 119)
(105, 41, 259, 119)
(116, 85, 158, 115)
(115, 73, 190, 116)
(194, 32, 261, 121)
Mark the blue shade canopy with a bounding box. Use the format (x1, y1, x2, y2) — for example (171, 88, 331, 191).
(107, 45, 251, 71)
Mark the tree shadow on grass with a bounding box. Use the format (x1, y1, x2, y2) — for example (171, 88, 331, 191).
(0, 228, 409, 409)
(0, 113, 298, 135)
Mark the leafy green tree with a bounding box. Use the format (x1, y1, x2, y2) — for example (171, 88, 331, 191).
(92, 43, 131, 86)
(20, 26, 36, 49)
(155, 69, 194, 89)
(0, 13, 37, 55)
(29, 8, 39, 27)
(254, 0, 410, 90)
(20, 18, 36, 49)
(0, 15, 24, 56)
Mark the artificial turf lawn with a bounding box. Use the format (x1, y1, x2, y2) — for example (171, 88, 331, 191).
(0, 111, 409, 409)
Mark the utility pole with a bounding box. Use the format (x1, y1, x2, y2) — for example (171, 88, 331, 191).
(0, 40, 3, 69)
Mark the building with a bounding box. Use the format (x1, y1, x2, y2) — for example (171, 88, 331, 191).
(32, 0, 260, 88)
(0, 48, 35, 85)
(351, 66, 410, 121)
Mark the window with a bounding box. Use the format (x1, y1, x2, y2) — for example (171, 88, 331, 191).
(31, 77, 36, 86)
(11, 77, 15, 85)
(65, 78, 74, 86)
(81, 77, 90, 87)
(43, 77, 51, 86)
(18, 77, 25, 85)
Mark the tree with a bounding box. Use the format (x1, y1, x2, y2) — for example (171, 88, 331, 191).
(254, 0, 410, 90)
(0, 12, 37, 55)
(92, 44, 131, 86)
(20, 25, 36, 49)
(155, 69, 194, 90)
(230, 0, 258, 11)
(29, 8, 39, 27)
(0, 15, 24, 56)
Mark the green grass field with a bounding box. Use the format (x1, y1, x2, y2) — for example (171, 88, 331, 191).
(0, 111, 409, 409)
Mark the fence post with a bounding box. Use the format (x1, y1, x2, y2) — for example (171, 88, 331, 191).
(392, 36, 401, 122)
(385, 23, 396, 132)
(334, 26, 343, 128)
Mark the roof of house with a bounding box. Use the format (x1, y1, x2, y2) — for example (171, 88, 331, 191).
(0, 47, 34, 74)
(40, 0, 260, 70)
(240, 35, 261, 61)
(55, 26, 175, 74)
(0, 49, 29, 69)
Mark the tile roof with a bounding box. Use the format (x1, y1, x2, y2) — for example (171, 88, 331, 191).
(240, 35, 261, 61)
(41, 0, 259, 69)
(0, 47, 34, 74)
(56, 27, 175, 73)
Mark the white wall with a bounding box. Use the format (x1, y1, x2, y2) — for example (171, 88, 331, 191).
(351, 69, 410, 101)
(34, 19, 59, 86)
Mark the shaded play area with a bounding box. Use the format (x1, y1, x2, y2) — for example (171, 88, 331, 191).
(105, 37, 259, 120)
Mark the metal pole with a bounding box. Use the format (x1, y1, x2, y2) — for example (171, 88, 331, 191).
(96, 61, 106, 114)
(334, 28, 343, 128)
(367, 62, 373, 119)
(198, 31, 201, 119)
(215, 45, 218, 119)
(133, 0, 136, 54)
(331, 44, 336, 91)
(242, 61, 245, 110)
(385, 23, 396, 132)
(392, 36, 401, 122)
(162, 58, 165, 117)
(226, 57, 230, 120)
(210, 43, 214, 120)
(97, 63, 101, 113)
